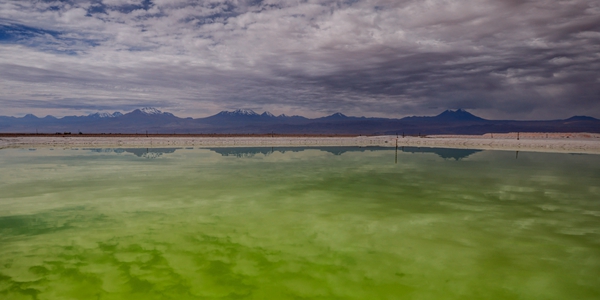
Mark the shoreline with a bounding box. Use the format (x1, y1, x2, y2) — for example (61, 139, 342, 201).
(1, 133, 600, 154)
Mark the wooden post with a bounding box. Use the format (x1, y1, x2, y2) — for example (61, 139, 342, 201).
(395, 138, 398, 164)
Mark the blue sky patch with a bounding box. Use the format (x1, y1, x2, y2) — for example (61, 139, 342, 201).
(0, 23, 99, 54)
(0, 23, 61, 42)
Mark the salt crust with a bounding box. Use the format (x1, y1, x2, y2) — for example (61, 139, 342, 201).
(1, 133, 599, 154)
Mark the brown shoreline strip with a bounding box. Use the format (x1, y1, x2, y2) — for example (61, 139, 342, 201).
(1, 134, 599, 154)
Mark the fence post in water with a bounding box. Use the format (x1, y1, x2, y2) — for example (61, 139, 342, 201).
(395, 138, 398, 164)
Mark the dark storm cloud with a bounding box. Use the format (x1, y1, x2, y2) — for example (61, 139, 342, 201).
(0, 0, 598, 119)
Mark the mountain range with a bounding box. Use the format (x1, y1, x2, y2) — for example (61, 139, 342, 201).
(1, 107, 599, 135)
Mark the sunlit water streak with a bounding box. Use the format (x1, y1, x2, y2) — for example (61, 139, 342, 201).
(1, 147, 599, 299)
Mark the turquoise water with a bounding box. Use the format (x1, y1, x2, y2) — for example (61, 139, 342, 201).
(0, 147, 599, 299)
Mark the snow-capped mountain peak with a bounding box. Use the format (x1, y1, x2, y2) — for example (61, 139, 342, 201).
(126, 107, 174, 117)
(140, 107, 163, 115)
(89, 112, 114, 118)
(261, 111, 276, 117)
(328, 112, 347, 118)
(277, 114, 305, 119)
(88, 111, 124, 118)
(231, 109, 258, 116)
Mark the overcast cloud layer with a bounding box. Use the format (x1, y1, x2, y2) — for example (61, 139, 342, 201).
(1, 0, 599, 119)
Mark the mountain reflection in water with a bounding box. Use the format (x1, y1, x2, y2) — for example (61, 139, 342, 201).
(210, 146, 480, 160)
(399, 147, 481, 160)
(86, 148, 181, 158)
(81, 146, 481, 160)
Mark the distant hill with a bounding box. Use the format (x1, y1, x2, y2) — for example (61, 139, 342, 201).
(401, 109, 486, 122)
(432, 109, 486, 122)
(565, 116, 598, 121)
(0, 107, 598, 134)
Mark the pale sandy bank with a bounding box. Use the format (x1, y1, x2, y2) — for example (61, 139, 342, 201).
(1, 133, 599, 154)
(401, 133, 600, 154)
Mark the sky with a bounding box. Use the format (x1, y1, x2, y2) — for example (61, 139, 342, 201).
(0, 0, 599, 119)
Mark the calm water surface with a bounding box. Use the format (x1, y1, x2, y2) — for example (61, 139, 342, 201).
(0, 147, 599, 299)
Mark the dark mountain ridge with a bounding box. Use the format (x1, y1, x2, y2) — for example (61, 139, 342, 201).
(1, 108, 598, 135)
(565, 116, 598, 121)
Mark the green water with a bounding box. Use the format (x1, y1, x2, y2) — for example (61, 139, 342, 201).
(1, 147, 599, 299)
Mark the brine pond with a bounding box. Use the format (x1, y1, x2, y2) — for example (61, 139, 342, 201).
(1, 146, 599, 299)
